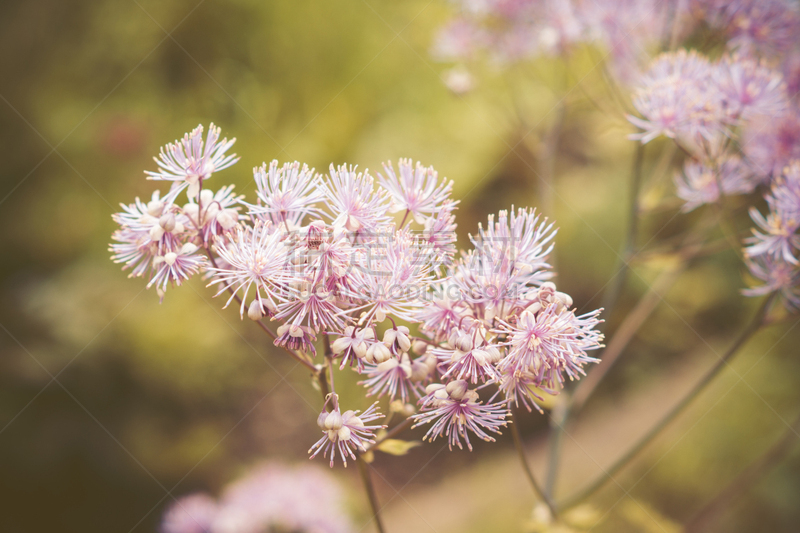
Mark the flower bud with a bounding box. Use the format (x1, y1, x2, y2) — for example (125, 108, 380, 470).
(485, 345, 503, 364)
(159, 213, 176, 232)
(383, 329, 397, 347)
(410, 360, 428, 382)
(445, 380, 469, 401)
(164, 252, 178, 266)
(247, 300, 264, 321)
(455, 334, 473, 353)
(317, 411, 328, 429)
(425, 383, 445, 396)
(396, 330, 411, 353)
(412, 340, 428, 355)
(180, 242, 198, 255)
(324, 410, 343, 430)
(330, 336, 350, 355)
(217, 210, 237, 230)
(353, 341, 368, 359)
(149, 225, 165, 241)
(337, 426, 352, 441)
(368, 342, 392, 363)
(147, 199, 164, 217)
(199, 189, 214, 207)
(472, 349, 487, 366)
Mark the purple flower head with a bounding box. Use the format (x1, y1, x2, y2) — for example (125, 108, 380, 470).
(693, 0, 800, 58)
(206, 221, 297, 318)
(629, 50, 727, 144)
(716, 54, 788, 120)
(161, 493, 218, 533)
(434, 327, 503, 384)
(495, 301, 603, 391)
(146, 123, 238, 199)
(330, 326, 375, 370)
(379, 159, 458, 224)
(742, 109, 800, 180)
(415, 283, 472, 343)
(743, 255, 800, 309)
(183, 186, 243, 245)
(148, 242, 207, 298)
(359, 352, 426, 403)
(248, 160, 323, 229)
(324, 164, 391, 232)
(745, 163, 800, 265)
(412, 381, 508, 450)
(456, 208, 555, 316)
(163, 463, 354, 533)
(675, 155, 756, 212)
(308, 397, 385, 467)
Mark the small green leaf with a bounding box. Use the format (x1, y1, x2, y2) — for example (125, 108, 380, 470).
(375, 439, 422, 456)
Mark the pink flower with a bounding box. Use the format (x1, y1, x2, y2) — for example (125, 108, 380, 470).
(146, 123, 238, 199)
(308, 398, 385, 467)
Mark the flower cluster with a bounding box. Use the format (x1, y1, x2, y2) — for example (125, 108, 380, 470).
(160, 462, 353, 533)
(433, 0, 684, 83)
(111, 123, 604, 463)
(622, 2, 800, 309)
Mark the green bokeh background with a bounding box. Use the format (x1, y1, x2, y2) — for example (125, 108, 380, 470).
(1, 1, 799, 532)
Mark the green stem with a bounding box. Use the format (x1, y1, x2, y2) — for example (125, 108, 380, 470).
(559, 294, 775, 510)
(601, 142, 645, 323)
(358, 456, 387, 533)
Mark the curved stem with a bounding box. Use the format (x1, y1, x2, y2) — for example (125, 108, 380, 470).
(510, 410, 559, 519)
(358, 456, 387, 533)
(571, 259, 689, 413)
(683, 410, 800, 532)
(601, 143, 645, 323)
(559, 294, 775, 510)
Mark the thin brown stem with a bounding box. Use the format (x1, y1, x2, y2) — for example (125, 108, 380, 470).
(559, 294, 775, 510)
(358, 456, 387, 533)
(510, 410, 559, 519)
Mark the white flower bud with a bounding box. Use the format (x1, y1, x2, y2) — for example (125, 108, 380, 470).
(337, 426, 352, 441)
(180, 242, 198, 255)
(396, 331, 411, 353)
(159, 212, 176, 232)
(472, 349, 487, 366)
(455, 334, 473, 353)
(330, 336, 350, 355)
(164, 252, 178, 266)
(555, 291, 573, 309)
(353, 341, 368, 359)
(368, 342, 391, 363)
(383, 329, 397, 347)
(485, 345, 503, 364)
(247, 300, 264, 321)
(149, 225, 165, 241)
(425, 383, 445, 396)
(183, 203, 199, 220)
(187, 181, 200, 199)
(445, 380, 469, 401)
(324, 410, 343, 430)
(412, 340, 428, 355)
(217, 210, 237, 230)
(147, 199, 164, 217)
(410, 360, 428, 382)
(199, 189, 214, 207)
(317, 411, 328, 429)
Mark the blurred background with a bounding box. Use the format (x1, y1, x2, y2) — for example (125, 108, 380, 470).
(1, 1, 800, 532)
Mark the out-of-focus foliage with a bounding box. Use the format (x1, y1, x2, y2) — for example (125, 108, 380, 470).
(1, 1, 800, 532)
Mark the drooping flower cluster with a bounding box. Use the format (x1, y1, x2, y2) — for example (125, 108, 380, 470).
(432, 0, 686, 83)
(111, 123, 604, 463)
(160, 462, 353, 533)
